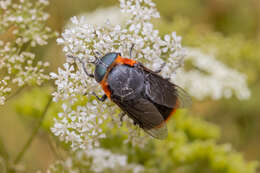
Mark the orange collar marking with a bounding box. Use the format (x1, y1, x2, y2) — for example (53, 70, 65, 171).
(115, 55, 137, 66)
(100, 80, 111, 98)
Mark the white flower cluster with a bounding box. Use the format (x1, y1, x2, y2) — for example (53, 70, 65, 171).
(52, 0, 185, 150)
(175, 48, 251, 100)
(57, 0, 184, 77)
(0, 43, 50, 86)
(50, 63, 93, 103)
(0, 0, 11, 10)
(45, 158, 78, 173)
(0, 0, 52, 47)
(0, 76, 11, 105)
(50, 63, 110, 150)
(0, 0, 56, 105)
(51, 103, 107, 150)
(85, 148, 143, 173)
(45, 148, 144, 173)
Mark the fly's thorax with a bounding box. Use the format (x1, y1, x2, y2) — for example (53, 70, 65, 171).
(94, 52, 120, 82)
(107, 64, 145, 100)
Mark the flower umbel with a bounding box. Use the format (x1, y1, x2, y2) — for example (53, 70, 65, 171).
(0, 0, 56, 105)
(52, 0, 185, 150)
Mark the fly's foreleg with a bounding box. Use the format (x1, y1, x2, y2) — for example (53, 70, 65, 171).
(119, 112, 126, 122)
(66, 54, 95, 78)
(129, 44, 135, 59)
(91, 92, 107, 102)
(118, 112, 126, 126)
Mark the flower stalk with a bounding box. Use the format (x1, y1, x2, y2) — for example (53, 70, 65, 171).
(14, 96, 52, 165)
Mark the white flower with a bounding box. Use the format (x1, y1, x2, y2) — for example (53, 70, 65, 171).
(175, 48, 251, 100)
(52, 0, 185, 150)
(45, 148, 144, 173)
(0, 0, 55, 105)
(86, 148, 127, 172)
(0, 77, 11, 105)
(51, 102, 108, 150)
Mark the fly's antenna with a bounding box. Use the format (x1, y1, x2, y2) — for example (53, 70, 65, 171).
(90, 51, 101, 64)
(93, 51, 109, 68)
(95, 51, 102, 57)
(129, 43, 135, 59)
(86, 51, 103, 66)
(88, 55, 99, 65)
(66, 54, 94, 78)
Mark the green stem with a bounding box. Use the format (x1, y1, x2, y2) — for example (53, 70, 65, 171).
(13, 96, 52, 165)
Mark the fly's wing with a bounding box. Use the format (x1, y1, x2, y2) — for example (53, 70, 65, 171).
(140, 64, 192, 108)
(112, 97, 168, 139)
(174, 85, 192, 108)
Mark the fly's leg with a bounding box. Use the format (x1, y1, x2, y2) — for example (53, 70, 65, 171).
(66, 54, 94, 78)
(94, 51, 102, 57)
(119, 112, 126, 123)
(118, 111, 138, 126)
(66, 55, 105, 100)
(129, 44, 135, 59)
(154, 62, 166, 73)
(118, 112, 129, 126)
(91, 92, 107, 102)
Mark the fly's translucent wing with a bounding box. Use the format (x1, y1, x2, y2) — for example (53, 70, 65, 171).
(174, 84, 192, 108)
(144, 122, 168, 139)
(142, 64, 192, 109)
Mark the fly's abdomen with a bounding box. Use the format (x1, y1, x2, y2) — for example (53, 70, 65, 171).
(107, 64, 145, 100)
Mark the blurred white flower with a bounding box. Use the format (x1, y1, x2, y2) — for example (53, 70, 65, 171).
(0, 77, 11, 105)
(74, 6, 128, 27)
(0, 0, 56, 105)
(175, 48, 251, 100)
(85, 148, 137, 172)
(46, 148, 144, 173)
(46, 158, 79, 173)
(0, 0, 11, 10)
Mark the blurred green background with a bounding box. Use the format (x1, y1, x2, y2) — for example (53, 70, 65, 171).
(0, 0, 260, 172)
